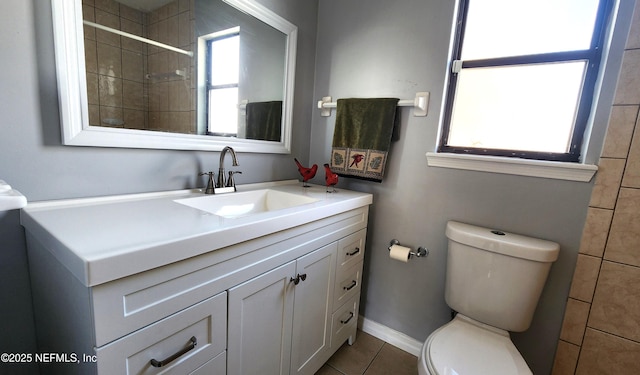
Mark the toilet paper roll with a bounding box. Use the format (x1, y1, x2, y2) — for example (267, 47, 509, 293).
(389, 244, 411, 262)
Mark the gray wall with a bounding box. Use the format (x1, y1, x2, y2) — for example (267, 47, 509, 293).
(0, 0, 317, 374)
(308, 1, 630, 374)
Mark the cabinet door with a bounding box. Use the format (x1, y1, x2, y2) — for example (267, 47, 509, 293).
(290, 243, 337, 375)
(228, 261, 296, 375)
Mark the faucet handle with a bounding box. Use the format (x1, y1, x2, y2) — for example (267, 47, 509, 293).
(199, 172, 216, 194)
(226, 171, 242, 188)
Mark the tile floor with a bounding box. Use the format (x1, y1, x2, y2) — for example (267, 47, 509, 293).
(315, 330, 418, 375)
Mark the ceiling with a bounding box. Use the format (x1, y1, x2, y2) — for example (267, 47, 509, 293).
(115, 0, 176, 12)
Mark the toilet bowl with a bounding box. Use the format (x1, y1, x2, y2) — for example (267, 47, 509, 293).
(418, 221, 559, 375)
(418, 314, 531, 375)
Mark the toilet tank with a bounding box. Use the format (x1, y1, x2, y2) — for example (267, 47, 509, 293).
(445, 221, 560, 332)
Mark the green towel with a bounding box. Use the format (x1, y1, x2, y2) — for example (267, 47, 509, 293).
(330, 98, 399, 182)
(245, 101, 282, 141)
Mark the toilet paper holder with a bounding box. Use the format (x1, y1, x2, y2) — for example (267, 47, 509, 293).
(389, 239, 429, 258)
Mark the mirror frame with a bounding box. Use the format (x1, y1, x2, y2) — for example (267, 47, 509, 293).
(51, 0, 297, 153)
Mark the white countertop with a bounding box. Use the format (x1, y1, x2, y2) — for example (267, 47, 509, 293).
(20, 180, 372, 286)
(0, 180, 27, 211)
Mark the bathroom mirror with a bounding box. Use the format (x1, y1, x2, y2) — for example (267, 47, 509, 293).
(51, 0, 297, 153)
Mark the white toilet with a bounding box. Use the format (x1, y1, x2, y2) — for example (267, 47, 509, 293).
(419, 221, 560, 375)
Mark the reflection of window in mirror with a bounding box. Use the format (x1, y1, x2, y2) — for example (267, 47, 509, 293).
(206, 28, 240, 137)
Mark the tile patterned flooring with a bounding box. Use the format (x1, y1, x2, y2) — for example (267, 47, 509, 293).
(316, 331, 418, 375)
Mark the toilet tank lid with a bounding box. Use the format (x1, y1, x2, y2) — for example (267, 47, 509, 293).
(446, 221, 560, 262)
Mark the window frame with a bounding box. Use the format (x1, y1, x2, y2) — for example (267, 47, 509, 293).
(438, 0, 614, 163)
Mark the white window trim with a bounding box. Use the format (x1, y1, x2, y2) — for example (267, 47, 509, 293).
(424, 0, 640, 183)
(426, 152, 598, 182)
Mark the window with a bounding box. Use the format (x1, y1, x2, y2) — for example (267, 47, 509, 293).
(206, 30, 240, 136)
(439, 0, 613, 162)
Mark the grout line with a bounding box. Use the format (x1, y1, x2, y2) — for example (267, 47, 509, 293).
(583, 326, 640, 345)
(361, 342, 386, 375)
(328, 364, 347, 375)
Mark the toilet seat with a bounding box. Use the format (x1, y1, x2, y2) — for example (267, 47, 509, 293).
(422, 314, 532, 375)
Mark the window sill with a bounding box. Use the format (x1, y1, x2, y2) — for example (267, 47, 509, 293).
(426, 152, 598, 182)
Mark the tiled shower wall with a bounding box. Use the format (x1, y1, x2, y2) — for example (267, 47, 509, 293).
(82, 0, 195, 133)
(146, 0, 196, 133)
(552, 3, 640, 374)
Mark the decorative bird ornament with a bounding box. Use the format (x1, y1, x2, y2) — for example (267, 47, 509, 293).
(350, 154, 365, 167)
(324, 164, 339, 193)
(294, 158, 318, 187)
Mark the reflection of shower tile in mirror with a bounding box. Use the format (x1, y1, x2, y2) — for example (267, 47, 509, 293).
(86, 73, 99, 105)
(166, 1, 179, 17)
(155, 4, 168, 20)
(169, 112, 192, 133)
(147, 22, 159, 55)
(178, 0, 190, 13)
(168, 81, 191, 111)
(148, 7, 158, 24)
(84, 39, 98, 74)
(148, 82, 169, 112)
(96, 43, 122, 78)
(167, 51, 179, 73)
(178, 12, 191, 47)
(94, 0, 119, 15)
(148, 51, 169, 77)
(98, 75, 123, 108)
(82, 4, 96, 40)
(122, 50, 144, 83)
(120, 18, 144, 53)
(80, 0, 239, 137)
(149, 112, 169, 131)
(167, 16, 180, 47)
(124, 109, 146, 130)
(158, 16, 179, 47)
(95, 9, 121, 48)
(99, 105, 124, 127)
(119, 3, 142, 24)
(156, 19, 171, 47)
(88, 105, 100, 126)
(123, 81, 144, 111)
(178, 54, 191, 75)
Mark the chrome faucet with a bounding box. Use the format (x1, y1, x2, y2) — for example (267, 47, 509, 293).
(216, 146, 240, 190)
(199, 171, 216, 194)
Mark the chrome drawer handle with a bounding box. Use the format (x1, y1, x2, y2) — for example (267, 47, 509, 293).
(150, 336, 197, 368)
(340, 312, 354, 325)
(343, 280, 357, 291)
(346, 247, 360, 256)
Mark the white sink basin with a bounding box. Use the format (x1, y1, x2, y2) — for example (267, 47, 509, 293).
(174, 189, 319, 218)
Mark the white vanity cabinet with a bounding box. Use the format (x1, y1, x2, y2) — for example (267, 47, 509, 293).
(21, 183, 371, 375)
(228, 242, 337, 375)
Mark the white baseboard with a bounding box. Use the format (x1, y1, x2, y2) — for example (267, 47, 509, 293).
(358, 315, 423, 357)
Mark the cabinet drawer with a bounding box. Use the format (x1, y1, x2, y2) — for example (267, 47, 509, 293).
(336, 229, 366, 278)
(190, 351, 226, 375)
(331, 294, 359, 349)
(96, 292, 226, 375)
(334, 261, 362, 308)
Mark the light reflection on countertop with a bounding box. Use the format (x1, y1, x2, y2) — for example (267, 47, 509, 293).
(20, 180, 372, 286)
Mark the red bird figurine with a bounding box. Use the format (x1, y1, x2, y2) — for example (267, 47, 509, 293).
(294, 158, 317, 187)
(324, 164, 339, 193)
